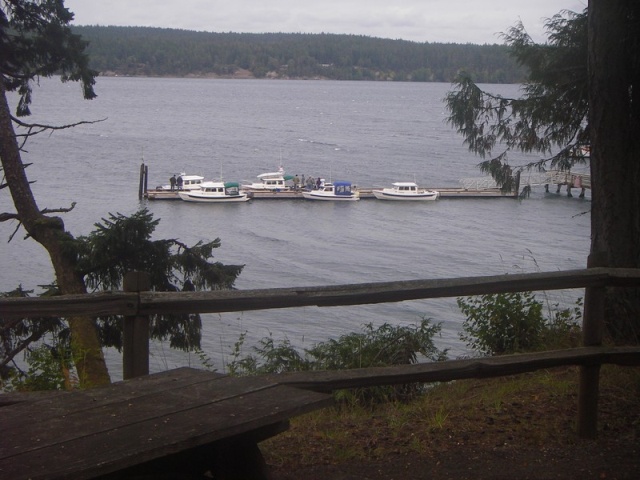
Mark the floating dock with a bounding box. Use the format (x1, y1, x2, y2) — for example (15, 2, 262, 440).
(144, 187, 517, 200)
(139, 164, 589, 202)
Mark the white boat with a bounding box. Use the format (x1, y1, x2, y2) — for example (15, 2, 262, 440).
(372, 182, 440, 201)
(159, 173, 205, 191)
(242, 166, 294, 191)
(302, 181, 360, 201)
(178, 181, 250, 203)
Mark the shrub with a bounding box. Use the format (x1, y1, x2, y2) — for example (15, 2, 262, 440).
(4, 345, 75, 392)
(457, 292, 582, 356)
(226, 318, 448, 405)
(306, 319, 448, 370)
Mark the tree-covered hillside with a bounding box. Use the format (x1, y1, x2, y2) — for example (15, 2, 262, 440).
(73, 26, 526, 83)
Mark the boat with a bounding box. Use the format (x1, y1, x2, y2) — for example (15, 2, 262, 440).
(178, 181, 251, 203)
(158, 173, 205, 191)
(242, 166, 294, 191)
(302, 181, 360, 201)
(371, 182, 440, 201)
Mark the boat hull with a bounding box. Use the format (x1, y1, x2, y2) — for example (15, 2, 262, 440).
(178, 192, 250, 203)
(372, 190, 439, 201)
(302, 192, 359, 201)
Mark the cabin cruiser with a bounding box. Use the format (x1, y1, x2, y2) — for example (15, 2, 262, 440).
(302, 181, 360, 201)
(178, 181, 250, 203)
(372, 182, 439, 201)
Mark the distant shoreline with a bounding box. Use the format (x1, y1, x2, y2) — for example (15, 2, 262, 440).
(98, 69, 331, 81)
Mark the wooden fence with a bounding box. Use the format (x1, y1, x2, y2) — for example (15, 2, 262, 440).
(2, 262, 640, 439)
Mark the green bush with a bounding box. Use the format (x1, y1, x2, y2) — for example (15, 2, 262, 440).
(4, 345, 74, 392)
(457, 292, 582, 356)
(226, 318, 448, 405)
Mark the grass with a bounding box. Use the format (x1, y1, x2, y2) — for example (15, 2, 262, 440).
(261, 365, 640, 474)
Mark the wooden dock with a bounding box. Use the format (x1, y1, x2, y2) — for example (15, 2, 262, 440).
(139, 164, 591, 201)
(145, 187, 516, 200)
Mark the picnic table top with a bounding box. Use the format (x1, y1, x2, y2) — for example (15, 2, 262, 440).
(0, 367, 333, 480)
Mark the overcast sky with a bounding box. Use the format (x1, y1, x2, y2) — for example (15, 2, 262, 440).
(64, 0, 586, 45)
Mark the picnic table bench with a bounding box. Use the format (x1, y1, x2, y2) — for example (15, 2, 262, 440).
(0, 367, 333, 479)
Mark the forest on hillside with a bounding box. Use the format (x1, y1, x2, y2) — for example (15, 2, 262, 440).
(73, 26, 526, 83)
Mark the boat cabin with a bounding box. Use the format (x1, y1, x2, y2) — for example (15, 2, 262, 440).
(261, 178, 287, 189)
(392, 182, 419, 192)
(245, 168, 294, 190)
(177, 174, 204, 190)
(199, 181, 242, 196)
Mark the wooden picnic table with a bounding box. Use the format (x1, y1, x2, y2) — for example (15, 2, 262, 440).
(0, 367, 333, 479)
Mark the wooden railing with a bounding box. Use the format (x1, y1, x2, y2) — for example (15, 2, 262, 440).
(2, 263, 640, 439)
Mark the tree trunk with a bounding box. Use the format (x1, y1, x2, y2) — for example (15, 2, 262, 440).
(0, 81, 111, 387)
(588, 0, 640, 341)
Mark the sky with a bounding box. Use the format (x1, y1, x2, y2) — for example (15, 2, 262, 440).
(63, 0, 586, 45)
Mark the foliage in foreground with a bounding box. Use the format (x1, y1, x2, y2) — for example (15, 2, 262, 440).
(226, 318, 448, 405)
(76, 209, 243, 352)
(457, 292, 582, 355)
(4, 288, 584, 398)
(1, 209, 243, 387)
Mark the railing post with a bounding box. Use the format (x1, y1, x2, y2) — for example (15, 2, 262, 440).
(578, 252, 607, 438)
(123, 271, 150, 379)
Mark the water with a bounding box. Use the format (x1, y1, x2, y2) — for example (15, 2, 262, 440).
(1, 77, 591, 378)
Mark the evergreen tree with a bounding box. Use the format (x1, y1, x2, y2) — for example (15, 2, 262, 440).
(2, 210, 243, 385)
(1, 0, 110, 386)
(445, 5, 640, 342)
(445, 9, 589, 192)
(0, 1, 243, 387)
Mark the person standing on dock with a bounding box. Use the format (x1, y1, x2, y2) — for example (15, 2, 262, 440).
(170, 175, 176, 191)
(177, 175, 183, 190)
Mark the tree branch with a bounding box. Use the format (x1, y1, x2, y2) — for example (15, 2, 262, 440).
(0, 329, 48, 369)
(0, 212, 20, 222)
(41, 202, 77, 215)
(11, 116, 107, 142)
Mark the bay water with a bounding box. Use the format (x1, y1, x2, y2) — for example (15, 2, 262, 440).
(1, 77, 591, 379)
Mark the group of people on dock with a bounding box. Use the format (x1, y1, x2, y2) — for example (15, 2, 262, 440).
(169, 174, 183, 191)
(293, 174, 325, 191)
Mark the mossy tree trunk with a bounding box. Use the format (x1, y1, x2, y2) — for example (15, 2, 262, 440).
(0, 80, 111, 387)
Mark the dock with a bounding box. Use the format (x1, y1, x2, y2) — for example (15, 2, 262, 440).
(139, 164, 590, 201)
(144, 187, 517, 200)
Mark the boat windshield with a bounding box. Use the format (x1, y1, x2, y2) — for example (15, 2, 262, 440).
(225, 182, 241, 195)
(334, 182, 353, 195)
